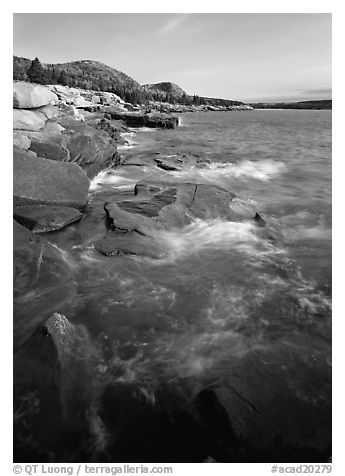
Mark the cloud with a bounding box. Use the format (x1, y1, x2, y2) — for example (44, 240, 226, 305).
(156, 14, 189, 35)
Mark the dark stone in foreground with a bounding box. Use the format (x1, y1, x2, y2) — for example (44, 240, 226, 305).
(13, 148, 90, 209)
(13, 220, 76, 349)
(14, 205, 83, 233)
(192, 356, 331, 462)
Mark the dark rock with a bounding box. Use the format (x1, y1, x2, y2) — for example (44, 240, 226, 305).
(153, 152, 206, 171)
(14, 326, 64, 462)
(104, 202, 151, 235)
(154, 158, 180, 171)
(102, 108, 179, 129)
(254, 212, 266, 227)
(189, 183, 237, 220)
(192, 353, 331, 462)
(94, 231, 163, 259)
(130, 181, 236, 224)
(13, 220, 76, 349)
(24, 121, 70, 162)
(13, 147, 90, 209)
(56, 116, 121, 179)
(99, 383, 210, 462)
(85, 115, 128, 141)
(28, 130, 70, 162)
(94, 181, 238, 259)
(14, 205, 83, 233)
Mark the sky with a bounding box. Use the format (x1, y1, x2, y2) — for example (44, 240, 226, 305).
(13, 13, 332, 102)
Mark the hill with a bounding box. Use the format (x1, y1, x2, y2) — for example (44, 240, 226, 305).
(144, 82, 187, 97)
(249, 100, 332, 110)
(13, 56, 246, 107)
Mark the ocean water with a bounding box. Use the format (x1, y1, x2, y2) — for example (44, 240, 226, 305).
(15, 110, 332, 462)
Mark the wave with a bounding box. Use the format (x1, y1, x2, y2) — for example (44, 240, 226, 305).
(89, 170, 137, 192)
(146, 218, 281, 262)
(118, 132, 138, 151)
(164, 159, 286, 183)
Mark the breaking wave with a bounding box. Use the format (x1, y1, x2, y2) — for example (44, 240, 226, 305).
(168, 159, 286, 183)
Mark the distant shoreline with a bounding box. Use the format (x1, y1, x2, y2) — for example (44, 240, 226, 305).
(249, 100, 331, 110)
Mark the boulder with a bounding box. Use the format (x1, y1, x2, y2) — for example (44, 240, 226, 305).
(56, 117, 121, 179)
(13, 148, 90, 209)
(13, 205, 83, 233)
(188, 184, 237, 220)
(192, 353, 331, 461)
(129, 181, 236, 224)
(13, 220, 76, 349)
(153, 152, 208, 171)
(13, 109, 46, 131)
(46, 84, 80, 103)
(94, 181, 238, 259)
(24, 125, 70, 162)
(34, 104, 63, 120)
(13, 132, 31, 150)
(74, 96, 97, 110)
(104, 202, 153, 235)
(94, 231, 163, 259)
(13, 82, 58, 109)
(102, 108, 179, 129)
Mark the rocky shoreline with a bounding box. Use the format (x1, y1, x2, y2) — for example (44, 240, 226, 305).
(13, 81, 182, 348)
(13, 81, 330, 463)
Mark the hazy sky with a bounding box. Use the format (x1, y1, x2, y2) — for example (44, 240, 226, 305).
(13, 13, 332, 102)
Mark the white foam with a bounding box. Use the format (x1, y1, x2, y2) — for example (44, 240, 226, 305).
(282, 224, 331, 242)
(148, 218, 273, 262)
(89, 170, 137, 192)
(166, 159, 285, 183)
(118, 132, 138, 150)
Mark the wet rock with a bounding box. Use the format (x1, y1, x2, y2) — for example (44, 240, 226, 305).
(99, 383, 210, 462)
(14, 325, 64, 462)
(131, 181, 236, 223)
(94, 231, 163, 259)
(154, 157, 181, 171)
(122, 155, 154, 167)
(192, 352, 331, 462)
(134, 182, 161, 196)
(94, 181, 238, 259)
(104, 202, 152, 234)
(13, 148, 90, 209)
(189, 183, 237, 220)
(13, 81, 58, 109)
(103, 108, 179, 129)
(254, 212, 266, 227)
(13, 221, 76, 349)
(14, 205, 83, 233)
(153, 152, 205, 171)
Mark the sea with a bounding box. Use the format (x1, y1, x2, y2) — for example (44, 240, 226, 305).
(15, 110, 332, 462)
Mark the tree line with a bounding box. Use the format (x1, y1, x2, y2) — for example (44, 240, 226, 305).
(13, 56, 242, 107)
